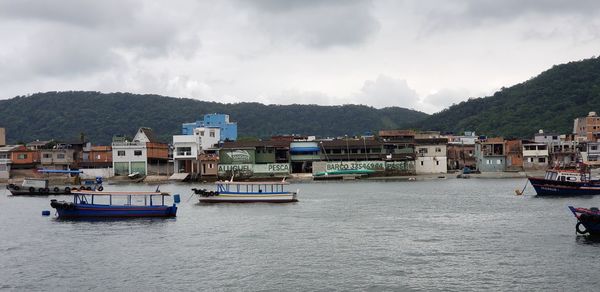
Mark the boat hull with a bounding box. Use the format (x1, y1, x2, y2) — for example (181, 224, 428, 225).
(199, 193, 298, 203)
(569, 206, 600, 235)
(53, 203, 177, 218)
(528, 177, 600, 196)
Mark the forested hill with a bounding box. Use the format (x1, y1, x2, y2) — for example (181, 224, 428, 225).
(0, 91, 428, 144)
(415, 56, 600, 138)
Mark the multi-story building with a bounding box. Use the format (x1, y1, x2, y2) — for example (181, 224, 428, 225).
(219, 139, 291, 178)
(475, 137, 506, 172)
(414, 132, 447, 174)
(112, 128, 169, 176)
(522, 142, 549, 170)
(378, 130, 416, 162)
(172, 127, 221, 177)
(0, 145, 18, 179)
(182, 113, 237, 142)
(446, 131, 477, 171)
(40, 146, 76, 170)
(574, 111, 600, 142)
(80, 146, 113, 168)
(505, 139, 524, 171)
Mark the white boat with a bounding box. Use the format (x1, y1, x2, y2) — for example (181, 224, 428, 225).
(193, 179, 298, 203)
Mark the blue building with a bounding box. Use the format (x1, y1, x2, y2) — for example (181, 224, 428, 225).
(182, 114, 237, 141)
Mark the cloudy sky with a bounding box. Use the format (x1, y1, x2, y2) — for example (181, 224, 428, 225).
(1, 0, 599, 113)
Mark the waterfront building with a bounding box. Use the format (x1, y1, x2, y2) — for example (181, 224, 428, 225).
(0, 127, 5, 146)
(573, 111, 600, 142)
(112, 128, 169, 176)
(80, 146, 113, 169)
(505, 139, 524, 171)
(0, 145, 18, 179)
(182, 113, 237, 142)
(172, 127, 220, 177)
(9, 145, 40, 169)
(475, 137, 506, 172)
(379, 130, 416, 162)
(522, 142, 549, 170)
(290, 140, 320, 173)
(219, 140, 291, 178)
(446, 131, 477, 171)
(414, 132, 448, 174)
(40, 145, 76, 170)
(583, 141, 600, 166)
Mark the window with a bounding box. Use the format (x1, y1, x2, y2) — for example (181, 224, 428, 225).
(209, 130, 215, 137)
(538, 157, 546, 163)
(134, 150, 142, 156)
(435, 147, 442, 153)
(43, 153, 51, 158)
(18, 154, 27, 159)
(57, 154, 65, 159)
(117, 151, 125, 156)
(199, 131, 205, 136)
(418, 148, 428, 154)
(209, 164, 214, 168)
(436, 161, 440, 165)
(496, 159, 502, 164)
(592, 145, 598, 151)
(176, 147, 191, 156)
(97, 155, 101, 160)
(420, 161, 424, 166)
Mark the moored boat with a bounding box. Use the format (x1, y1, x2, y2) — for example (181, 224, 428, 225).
(50, 190, 177, 218)
(569, 206, 600, 235)
(528, 166, 600, 196)
(6, 169, 103, 196)
(193, 179, 298, 203)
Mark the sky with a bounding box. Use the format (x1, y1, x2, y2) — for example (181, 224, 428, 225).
(0, 0, 599, 114)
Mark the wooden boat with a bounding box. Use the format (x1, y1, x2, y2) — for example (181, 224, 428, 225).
(569, 206, 600, 235)
(193, 179, 298, 203)
(528, 166, 600, 196)
(50, 190, 177, 218)
(7, 169, 103, 196)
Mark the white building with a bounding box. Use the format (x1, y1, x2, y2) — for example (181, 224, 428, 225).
(522, 143, 549, 170)
(415, 144, 448, 174)
(112, 128, 155, 176)
(172, 127, 220, 175)
(0, 145, 17, 179)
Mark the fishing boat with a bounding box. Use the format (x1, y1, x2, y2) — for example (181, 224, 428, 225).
(193, 179, 298, 203)
(50, 190, 177, 218)
(569, 206, 600, 235)
(6, 169, 103, 196)
(527, 165, 600, 196)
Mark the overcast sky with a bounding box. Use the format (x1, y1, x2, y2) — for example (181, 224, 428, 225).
(1, 0, 599, 114)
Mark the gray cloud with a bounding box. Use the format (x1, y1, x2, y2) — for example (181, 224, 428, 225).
(239, 0, 380, 48)
(420, 0, 600, 34)
(354, 75, 420, 110)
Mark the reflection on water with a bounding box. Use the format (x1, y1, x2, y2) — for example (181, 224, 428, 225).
(1, 179, 600, 290)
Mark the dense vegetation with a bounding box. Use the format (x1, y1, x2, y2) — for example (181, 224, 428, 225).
(416, 56, 600, 138)
(0, 91, 428, 144)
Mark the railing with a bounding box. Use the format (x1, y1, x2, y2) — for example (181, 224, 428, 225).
(0, 158, 10, 164)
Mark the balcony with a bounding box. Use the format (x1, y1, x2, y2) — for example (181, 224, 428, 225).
(0, 158, 10, 164)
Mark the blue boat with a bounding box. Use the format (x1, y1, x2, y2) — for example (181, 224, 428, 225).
(50, 190, 177, 218)
(528, 167, 600, 196)
(569, 206, 600, 235)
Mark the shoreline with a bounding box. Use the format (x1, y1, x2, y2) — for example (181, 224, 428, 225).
(0, 171, 544, 185)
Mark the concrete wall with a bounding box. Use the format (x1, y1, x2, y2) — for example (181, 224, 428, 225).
(80, 168, 113, 179)
(416, 157, 447, 174)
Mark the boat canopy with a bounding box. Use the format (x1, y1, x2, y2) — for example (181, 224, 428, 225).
(217, 181, 289, 185)
(72, 190, 170, 196)
(37, 169, 83, 174)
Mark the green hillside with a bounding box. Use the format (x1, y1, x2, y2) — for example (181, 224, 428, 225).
(416, 56, 600, 138)
(0, 91, 428, 144)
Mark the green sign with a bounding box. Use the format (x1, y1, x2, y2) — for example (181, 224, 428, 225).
(219, 149, 255, 164)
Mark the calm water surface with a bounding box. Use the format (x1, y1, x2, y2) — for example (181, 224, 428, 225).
(1, 179, 599, 291)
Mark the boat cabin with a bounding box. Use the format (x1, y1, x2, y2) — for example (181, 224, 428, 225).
(216, 181, 290, 194)
(72, 191, 171, 206)
(544, 169, 589, 182)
